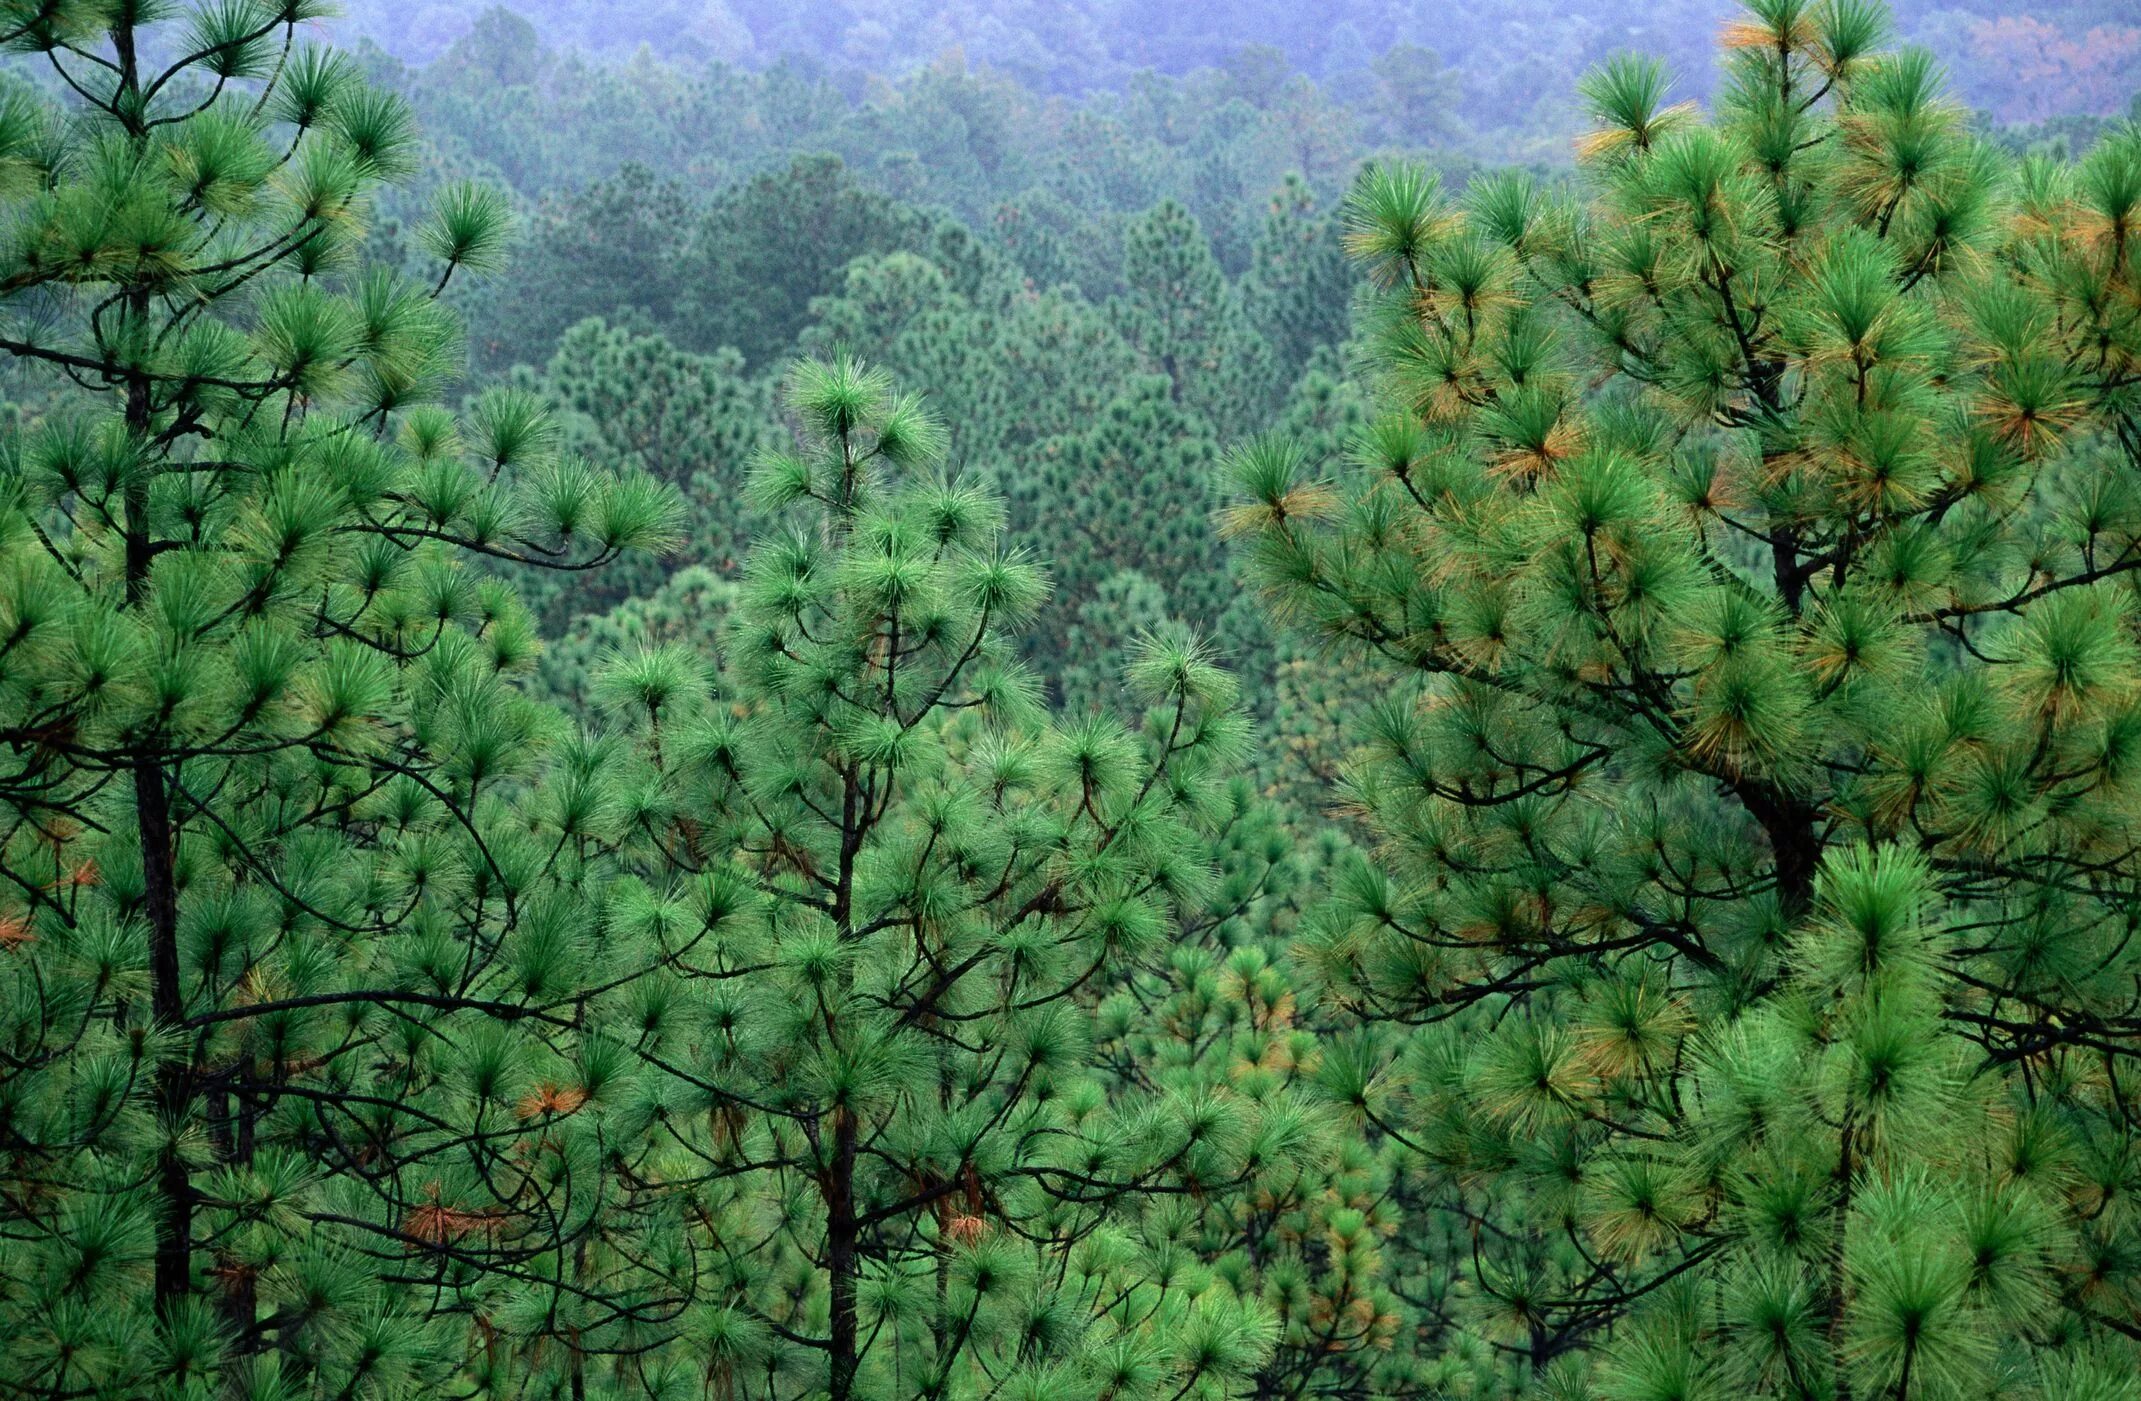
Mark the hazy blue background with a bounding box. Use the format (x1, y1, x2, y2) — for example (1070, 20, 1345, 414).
(326, 0, 2137, 128)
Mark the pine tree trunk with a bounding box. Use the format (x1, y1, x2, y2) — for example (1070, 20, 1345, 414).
(131, 460, 191, 1313)
(108, 10, 193, 1325)
(127, 317, 191, 1319)
(827, 1110, 860, 1401)
(1730, 776, 1822, 918)
(129, 472, 190, 1312)
(139, 751, 191, 1308)
(827, 756, 865, 1400)
(225, 1088, 259, 1342)
(1827, 1112, 1858, 1401)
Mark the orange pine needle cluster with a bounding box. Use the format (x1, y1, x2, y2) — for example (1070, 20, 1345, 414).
(516, 1083, 590, 1119)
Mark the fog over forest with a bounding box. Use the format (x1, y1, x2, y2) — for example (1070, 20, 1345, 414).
(328, 0, 2139, 129)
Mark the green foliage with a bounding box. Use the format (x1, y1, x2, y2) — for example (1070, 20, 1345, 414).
(465, 162, 695, 371)
(1090, 778, 1422, 1396)
(533, 564, 736, 714)
(582, 352, 1299, 1398)
(1117, 199, 1273, 424)
(1242, 175, 1357, 392)
(512, 316, 777, 632)
(10, 2, 2140, 1398)
(1235, 0, 2141, 1392)
(1009, 379, 1252, 702)
(676, 154, 968, 368)
(0, 7, 687, 1398)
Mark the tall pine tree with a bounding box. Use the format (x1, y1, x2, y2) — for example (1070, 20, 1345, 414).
(0, 5, 683, 1398)
(583, 353, 1307, 1399)
(1234, 0, 2141, 1392)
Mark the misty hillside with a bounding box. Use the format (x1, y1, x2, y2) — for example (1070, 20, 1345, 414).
(329, 0, 2140, 124)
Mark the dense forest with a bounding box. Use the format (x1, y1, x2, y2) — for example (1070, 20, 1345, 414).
(3, 0, 2141, 1399)
(327, 0, 2141, 132)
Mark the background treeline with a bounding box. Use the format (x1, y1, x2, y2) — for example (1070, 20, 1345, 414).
(338, 5, 1408, 739)
(331, 0, 2141, 136)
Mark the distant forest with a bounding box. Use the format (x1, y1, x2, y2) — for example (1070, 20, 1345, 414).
(329, 0, 2141, 131)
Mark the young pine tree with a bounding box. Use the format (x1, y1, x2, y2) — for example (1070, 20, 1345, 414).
(1234, 0, 2141, 1393)
(585, 354, 1309, 1400)
(0, 5, 682, 1398)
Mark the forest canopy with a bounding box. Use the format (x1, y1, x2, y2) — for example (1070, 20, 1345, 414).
(1, 1, 2139, 1400)
(325, 0, 2141, 133)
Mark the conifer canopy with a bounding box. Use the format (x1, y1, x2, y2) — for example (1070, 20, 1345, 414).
(5, 1, 2141, 1398)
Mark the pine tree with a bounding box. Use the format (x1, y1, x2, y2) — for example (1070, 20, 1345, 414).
(464, 162, 696, 372)
(1116, 199, 1269, 426)
(1359, 45, 1463, 151)
(1091, 779, 1423, 1400)
(993, 187, 1128, 301)
(1234, 0, 2141, 1391)
(1009, 379, 1243, 703)
(1241, 355, 1379, 743)
(1241, 174, 1354, 393)
(0, 5, 683, 1397)
(794, 249, 1024, 473)
(516, 315, 776, 631)
(796, 246, 1148, 473)
(586, 353, 1306, 1399)
(1058, 571, 1177, 715)
(676, 154, 959, 368)
(533, 564, 736, 715)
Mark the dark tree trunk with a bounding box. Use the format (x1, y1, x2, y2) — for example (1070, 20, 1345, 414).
(826, 1111, 860, 1401)
(1731, 776, 1822, 918)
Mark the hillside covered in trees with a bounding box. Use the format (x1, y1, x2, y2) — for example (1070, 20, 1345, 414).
(326, 0, 2141, 133)
(3, 1, 2141, 1400)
